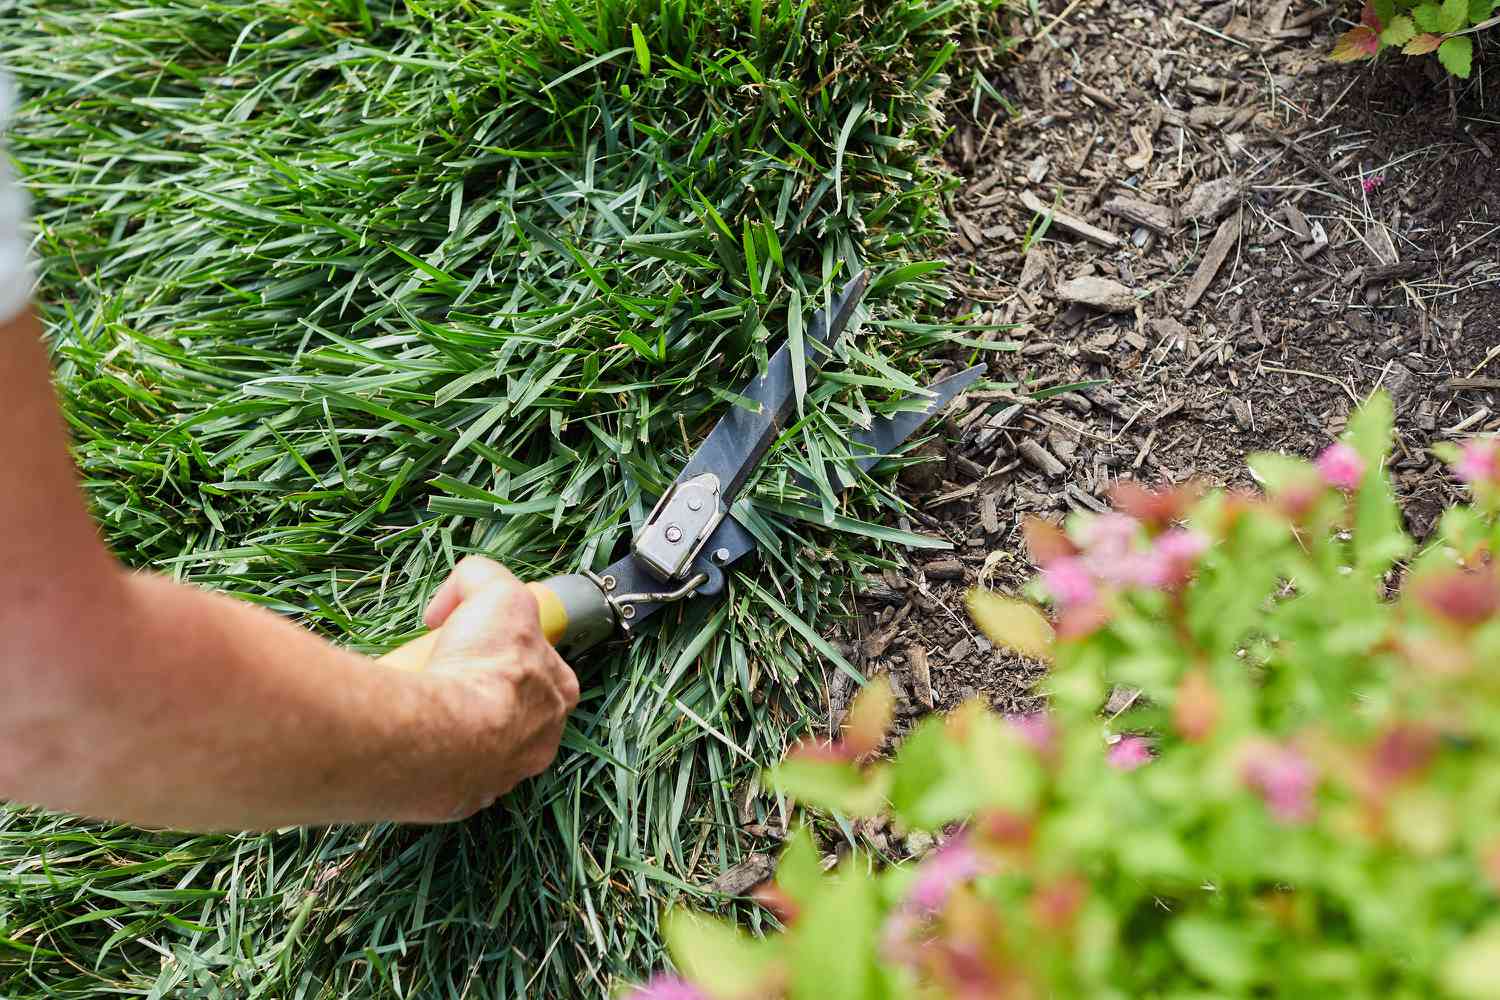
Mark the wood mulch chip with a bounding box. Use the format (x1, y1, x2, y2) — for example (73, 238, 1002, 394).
(830, 0, 1500, 724)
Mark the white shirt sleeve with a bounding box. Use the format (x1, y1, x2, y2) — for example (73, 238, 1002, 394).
(0, 72, 36, 325)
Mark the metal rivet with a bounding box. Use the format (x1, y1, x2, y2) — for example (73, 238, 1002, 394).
(601, 574, 617, 591)
(620, 604, 636, 619)
(713, 547, 730, 564)
(687, 497, 703, 511)
(665, 525, 683, 543)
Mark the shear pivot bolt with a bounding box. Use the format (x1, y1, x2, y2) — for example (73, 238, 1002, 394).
(665, 525, 683, 543)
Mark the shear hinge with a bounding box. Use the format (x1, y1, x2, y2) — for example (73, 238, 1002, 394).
(590, 569, 710, 634)
(631, 472, 726, 583)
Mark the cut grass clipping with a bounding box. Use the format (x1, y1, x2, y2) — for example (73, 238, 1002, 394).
(2, 0, 1007, 995)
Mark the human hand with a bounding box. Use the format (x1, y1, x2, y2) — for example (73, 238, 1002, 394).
(407, 556, 580, 818)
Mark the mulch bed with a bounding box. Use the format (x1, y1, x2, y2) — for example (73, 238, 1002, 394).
(832, 0, 1500, 728)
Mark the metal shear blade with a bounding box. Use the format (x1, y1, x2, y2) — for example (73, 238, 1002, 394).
(595, 261, 983, 629)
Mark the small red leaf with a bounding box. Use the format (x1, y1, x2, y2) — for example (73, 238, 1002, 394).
(1362, 0, 1385, 28)
(1332, 25, 1381, 60)
(1109, 480, 1204, 531)
(750, 883, 800, 924)
(978, 808, 1036, 850)
(1055, 602, 1111, 640)
(1404, 31, 1443, 53)
(786, 737, 855, 763)
(1368, 724, 1438, 786)
(1173, 668, 1221, 743)
(1411, 568, 1500, 628)
(1021, 516, 1076, 566)
(1029, 874, 1088, 932)
(842, 674, 894, 759)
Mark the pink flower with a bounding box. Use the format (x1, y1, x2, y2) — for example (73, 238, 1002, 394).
(1454, 440, 1500, 486)
(1107, 736, 1152, 771)
(880, 910, 921, 966)
(1412, 568, 1500, 628)
(1140, 529, 1209, 589)
(1316, 442, 1365, 491)
(1078, 514, 1151, 587)
(628, 975, 709, 1000)
(1243, 742, 1317, 823)
(1091, 553, 1156, 588)
(1080, 513, 1142, 560)
(1042, 557, 1096, 609)
(1368, 724, 1437, 786)
(1361, 174, 1384, 194)
(905, 833, 986, 914)
(1006, 712, 1056, 754)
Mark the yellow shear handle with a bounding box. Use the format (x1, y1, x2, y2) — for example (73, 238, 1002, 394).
(380, 582, 569, 672)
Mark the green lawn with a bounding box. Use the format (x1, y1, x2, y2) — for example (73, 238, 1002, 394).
(0, 1, 1004, 994)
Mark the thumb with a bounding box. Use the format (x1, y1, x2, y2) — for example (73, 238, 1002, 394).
(431, 581, 544, 665)
(424, 557, 547, 666)
(424, 556, 520, 629)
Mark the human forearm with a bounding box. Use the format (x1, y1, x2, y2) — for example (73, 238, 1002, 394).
(1, 568, 498, 830)
(1, 308, 577, 830)
(0, 310, 458, 827)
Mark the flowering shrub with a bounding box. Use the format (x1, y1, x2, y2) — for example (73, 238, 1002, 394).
(1333, 0, 1498, 78)
(629, 394, 1500, 999)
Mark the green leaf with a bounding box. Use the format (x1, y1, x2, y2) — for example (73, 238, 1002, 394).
(869, 259, 945, 294)
(1444, 921, 1500, 999)
(966, 589, 1055, 662)
(1439, 34, 1474, 76)
(0, 0, 1041, 993)
(630, 22, 651, 75)
(1118, 829, 1197, 879)
(1344, 393, 1412, 574)
(742, 577, 865, 687)
(833, 100, 867, 210)
(1439, 0, 1468, 30)
(769, 756, 890, 816)
(753, 498, 954, 550)
(540, 45, 632, 92)
(787, 288, 807, 418)
(1247, 451, 1318, 496)
(887, 717, 983, 829)
(762, 220, 784, 271)
(1471, 0, 1498, 19)
(1374, 0, 1398, 20)
(1169, 916, 1257, 989)
(788, 866, 882, 1000)
(775, 825, 824, 906)
(1381, 13, 1418, 42)
(662, 909, 773, 998)
(1412, 2, 1445, 29)
(1345, 391, 1393, 467)
(742, 219, 761, 300)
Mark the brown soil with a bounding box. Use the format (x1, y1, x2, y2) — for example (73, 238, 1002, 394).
(833, 0, 1500, 729)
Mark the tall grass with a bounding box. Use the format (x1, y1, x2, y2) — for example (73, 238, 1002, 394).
(0, 0, 1006, 994)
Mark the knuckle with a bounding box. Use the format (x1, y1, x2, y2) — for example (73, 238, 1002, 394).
(494, 589, 544, 642)
(510, 586, 542, 621)
(453, 555, 491, 579)
(454, 555, 508, 590)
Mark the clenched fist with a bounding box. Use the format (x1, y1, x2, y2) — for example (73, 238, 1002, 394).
(393, 557, 581, 821)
